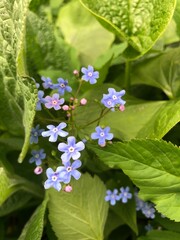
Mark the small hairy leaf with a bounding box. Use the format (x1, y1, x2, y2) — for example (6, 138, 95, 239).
(48, 173, 108, 240)
(18, 198, 48, 240)
(88, 139, 180, 221)
(80, 0, 176, 59)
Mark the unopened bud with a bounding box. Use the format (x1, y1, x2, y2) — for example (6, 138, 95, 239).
(62, 105, 69, 111)
(34, 166, 43, 175)
(73, 70, 79, 76)
(80, 98, 87, 105)
(64, 185, 73, 192)
(119, 105, 125, 112)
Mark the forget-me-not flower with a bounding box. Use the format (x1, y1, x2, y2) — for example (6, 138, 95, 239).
(91, 126, 113, 146)
(36, 90, 46, 111)
(45, 93, 64, 110)
(81, 65, 99, 84)
(44, 167, 66, 191)
(105, 189, 121, 206)
(119, 186, 132, 203)
(30, 125, 44, 144)
(58, 160, 82, 184)
(101, 88, 126, 110)
(142, 203, 156, 219)
(54, 78, 72, 95)
(41, 76, 55, 89)
(58, 136, 85, 163)
(29, 149, 46, 166)
(41, 122, 68, 142)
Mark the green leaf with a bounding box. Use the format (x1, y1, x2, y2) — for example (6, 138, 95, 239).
(48, 173, 108, 240)
(137, 230, 180, 240)
(80, 0, 176, 59)
(18, 77, 37, 163)
(75, 84, 180, 140)
(18, 198, 48, 240)
(0, 191, 32, 217)
(0, 0, 31, 134)
(128, 47, 180, 98)
(57, 0, 114, 65)
(88, 139, 180, 221)
(174, 0, 180, 37)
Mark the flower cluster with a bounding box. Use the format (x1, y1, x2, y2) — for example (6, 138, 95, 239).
(105, 187, 132, 206)
(29, 65, 126, 195)
(135, 192, 156, 219)
(101, 88, 126, 111)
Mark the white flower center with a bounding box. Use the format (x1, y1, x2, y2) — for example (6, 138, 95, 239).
(69, 147, 75, 153)
(60, 83, 65, 88)
(52, 100, 57, 105)
(107, 100, 112, 105)
(88, 72, 93, 77)
(35, 154, 39, 159)
(112, 95, 117, 100)
(67, 166, 72, 172)
(100, 132, 105, 137)
(52, 175, 57, 181)
(111, 194, 115, 199)
(53, 128, 58, 132)
(34, 132, 38, 136)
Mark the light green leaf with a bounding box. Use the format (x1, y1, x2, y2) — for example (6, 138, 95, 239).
(138, 230, 180, 240)
(80, 0, 176, 59)
(174, 0, 180, 37)
(127, 47, 180, 99)
(57, 0, 114, 65)
(88, 139, 180, 221)
(18, 77, 37, 163)
(48, 173, 108, 240)
(0, 167, 19, 205)
(18, 198, 48, 240)
(75, 85, 180, 140)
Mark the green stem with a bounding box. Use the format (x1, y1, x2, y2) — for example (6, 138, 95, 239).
(125, 60, 131, 91)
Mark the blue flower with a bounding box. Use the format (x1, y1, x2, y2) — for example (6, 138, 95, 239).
(29, 149, 46, 166)
(142, 203, 156, 219)
(91, 126, 113, 146)
(44, 93, 64, 110)
(54, 78, 72, 95)
(44, 167, 66, 191)
(58, 160, 82, 184)
(145, 223, 153, 232)
(135, 192, 146, 211)
(41, 76, 55, 89)
(81, 65, 99, 84)
(30, 125, 44, 144)
(58, 136, 85, 163)
(101, 88, 126, 110)
(105, 189, 121, 206)
(119, 186, 132, 203)
(36, 90, 46, 111)
(41, 122, 68, 142)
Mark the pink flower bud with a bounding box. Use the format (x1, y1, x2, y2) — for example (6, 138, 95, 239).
(34, 166, 43, 175)
(80, 98, 87, 105)
(64, 185, 73, 192)
(119, 105, 125, 112)
(71, 105, 75, 110)
(73, 70, 79, 76)
(62, 105, 69, 111)
(67, 113, 71, 118)
(70, 97, 74, 101)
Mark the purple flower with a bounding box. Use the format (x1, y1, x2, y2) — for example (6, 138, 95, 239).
(41, 122, 68, 142)
(81, 65, 99, 84)
(29, 149, 46, 166)
(36, 90, 46, 111)
(135, 193, 146, 211)
(58, 160, 82, 184)
(44, 93, 64, 110)
(58, 136, 85, 163)
(105, 189, 121, 206)
(41, 76, 55, 89)
(30, 125, 44, 144)
(54, 78, 72, 96)
(119, 186, 132, 203)
(91, 126, 113, 146)
(142, 203, 156, 219)
(101, 88, 126, 110)
(44, 167, 66, 191)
